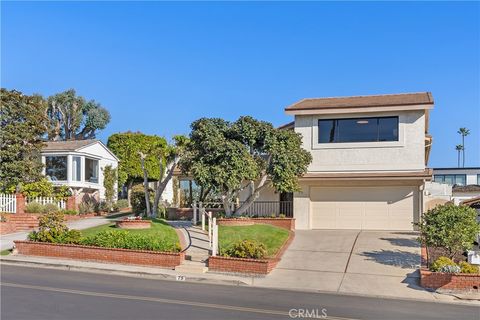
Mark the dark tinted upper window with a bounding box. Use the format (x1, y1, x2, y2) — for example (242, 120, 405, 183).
(318, 117, 399, 143)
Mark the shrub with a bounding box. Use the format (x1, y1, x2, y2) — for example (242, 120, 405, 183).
(131, 184, 154, 215)
(81, 230, 181, 252)
(25, 202, 45, 213)
(116, 199, 129, 209)
(62, 209, 78, 215)
(42, 203, 60, 214)
(459, 261, 480, 274)
(21, 179, 54, 198)
(415, 204, 480, 264)
(95, 201, 109, 213)
(28, 212, 81, 244)
(79, 201, 95, 215)
(223, 240, 267, 259)
(103, 165, 117, 209)
(20, 179, 71, 200)
(111, 202, 119, 212)
(430, 256, 457, 272)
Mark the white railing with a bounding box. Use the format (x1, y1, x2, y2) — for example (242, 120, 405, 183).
(27, 196, 66, 210)
(196, 201, 218, 256)
(0, 194, 16, 213)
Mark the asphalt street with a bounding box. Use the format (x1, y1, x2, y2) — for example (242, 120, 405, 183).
(1, 265, 478, 320)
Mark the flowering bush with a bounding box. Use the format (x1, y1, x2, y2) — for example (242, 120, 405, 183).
(439, 265, 461, 274)
(124, 216, 143, 221)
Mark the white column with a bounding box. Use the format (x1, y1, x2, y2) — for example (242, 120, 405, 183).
(41, 156, 46, 176)
(212, 218, 218, 256)
(192, 200, 197, 225)
(208, 211, 212, 247)
(80, 156, 85, 182)
(67, 155, 73, 183)
(200, 202, 205, 231)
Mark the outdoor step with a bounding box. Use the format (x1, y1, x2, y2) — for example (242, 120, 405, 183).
(175, 263, 208, 274)
(186, 254, 209, 262)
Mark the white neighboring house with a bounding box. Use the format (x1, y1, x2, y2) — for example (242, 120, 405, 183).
(41, 140, 119, 203)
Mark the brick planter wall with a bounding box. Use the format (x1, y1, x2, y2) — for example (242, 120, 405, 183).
(420, 246, 480, 291)
(116, 220, 152, 229)
(208, 231, 295, 275)
(208, 256, 278, 274)
(0, 222, 16, 235)
(14, 241, 184, 268)
(420, 269, 480, 291)
(217, 218, 295, 231)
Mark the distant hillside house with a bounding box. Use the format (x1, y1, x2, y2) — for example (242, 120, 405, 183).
(432, 167, 480, 205)
(41, 140, 119, 204)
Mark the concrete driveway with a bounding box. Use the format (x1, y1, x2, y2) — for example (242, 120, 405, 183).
(254, 230, 435, 300)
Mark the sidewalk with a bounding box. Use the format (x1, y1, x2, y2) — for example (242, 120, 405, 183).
(1, 253, 478, 306)
(0, 217, 112, 251)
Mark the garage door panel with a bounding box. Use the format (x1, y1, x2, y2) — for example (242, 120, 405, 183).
(310, 187, 415, 230)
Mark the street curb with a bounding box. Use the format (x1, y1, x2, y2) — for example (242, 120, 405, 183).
(0, 257, 250, 287)
(1, 256, 478, 306)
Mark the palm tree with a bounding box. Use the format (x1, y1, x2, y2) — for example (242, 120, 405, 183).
(455, 144, 464, 168)
(457, 127, 470, 167)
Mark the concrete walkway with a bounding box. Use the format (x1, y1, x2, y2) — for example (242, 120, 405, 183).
(1, 217, 112, 251)
(167, 221, 210, 273)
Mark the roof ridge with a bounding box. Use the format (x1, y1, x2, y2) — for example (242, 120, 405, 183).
(299, 92, 431, 101)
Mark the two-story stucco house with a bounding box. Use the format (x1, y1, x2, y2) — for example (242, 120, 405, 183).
(41, 140, 119, 204)
(258, 92, 434, 231)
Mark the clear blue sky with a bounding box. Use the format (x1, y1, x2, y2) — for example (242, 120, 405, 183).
(2, 1, 479, 168)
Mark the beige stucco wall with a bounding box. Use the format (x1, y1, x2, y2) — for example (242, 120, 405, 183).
(294, 180, 422, 230)
(294, 110, 426, 172)
(238, 183, 279, 202)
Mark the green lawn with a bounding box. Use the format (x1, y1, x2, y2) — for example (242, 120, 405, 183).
(0, 249, 11, 256)
(219, 224, 289, 257)
(80, 218, 179, 247)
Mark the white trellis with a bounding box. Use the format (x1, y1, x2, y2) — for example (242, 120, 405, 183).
(27, 196, 66, 210)
(0, 194, 16, 213)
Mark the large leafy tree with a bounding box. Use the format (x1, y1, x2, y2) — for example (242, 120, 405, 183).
(180, 116, 312, 215)
(107, 132, 167, 203)
(47, 89, 110, 140)
(0, 88, 47, 191)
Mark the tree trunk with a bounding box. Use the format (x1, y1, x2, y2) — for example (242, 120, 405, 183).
(457, 150, 460, 168)
(462, 135, 465, 168)
(152, 159, 178, 218)
(139, 153, 151, 217)
(222, 194, 233, 217)
(189, 180, 193, 207)
(234, 174, 269, 216)
(127, 180, 133, 207)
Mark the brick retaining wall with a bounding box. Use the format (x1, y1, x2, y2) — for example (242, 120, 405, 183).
(420, 269, 480, 291)
(15, 241, 184, 268)
(420, 246, 480, 291)
(0, 222, 16, 235)
(217, 218, 295, 230)
(208, 231, 295, 274)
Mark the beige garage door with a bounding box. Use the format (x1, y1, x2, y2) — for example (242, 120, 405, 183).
(310, 186, 416, 230)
